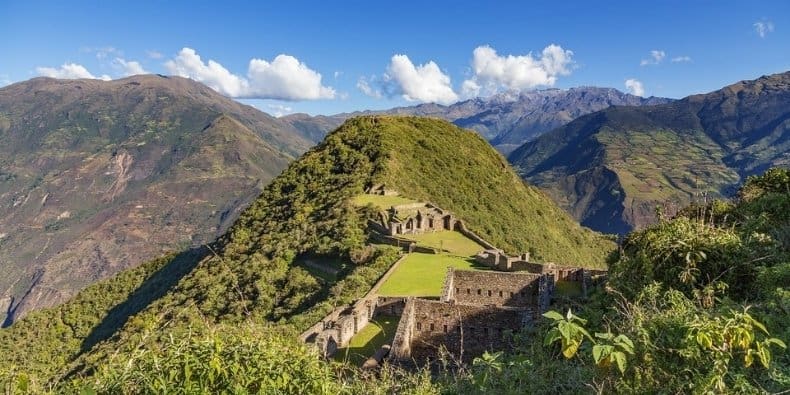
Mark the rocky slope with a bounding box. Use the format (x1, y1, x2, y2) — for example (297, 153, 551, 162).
(282, 87, 671, 153)
(0, 75, 306, 325)
(509, 71, 790, 234)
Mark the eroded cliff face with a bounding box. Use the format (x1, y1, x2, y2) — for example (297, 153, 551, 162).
(0, 76, 300, 324)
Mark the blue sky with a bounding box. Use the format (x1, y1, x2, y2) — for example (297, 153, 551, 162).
(1, 0, 788, 116)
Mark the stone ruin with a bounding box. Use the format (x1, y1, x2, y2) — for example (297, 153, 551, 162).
(474, 249, 608, 295)
(300, 189, 608, 366)
(366, 184, 399, 196)
(381, 202, 457, 236)
(389, 268, 553, 362)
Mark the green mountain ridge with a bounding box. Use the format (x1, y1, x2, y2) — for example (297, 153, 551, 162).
(509, 71, 790, 234)
(0, 75, 305, 325)
(0, 116, 615, 389)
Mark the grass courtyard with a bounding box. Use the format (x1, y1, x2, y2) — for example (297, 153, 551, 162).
(377, 253, 488, 297)
(400, 230, 485, 257)
(333, 315, 400, 366)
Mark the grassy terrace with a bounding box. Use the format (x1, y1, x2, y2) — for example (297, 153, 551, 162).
(351, 194, 418, 209)
(333, 315, 400, 366)
(377, 253, 488, 297)
(400, 230, 485, 257)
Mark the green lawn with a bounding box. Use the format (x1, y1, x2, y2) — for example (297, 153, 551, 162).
(333, 315, 400, 366)
(377, 253, 488, 296)
(351, 194, 418, 209)
(400, 230, 485, 257)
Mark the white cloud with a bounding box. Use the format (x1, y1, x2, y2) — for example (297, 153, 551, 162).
(624, 78, 645, 97)
(146, 50, 164, 59)
(36, 63, 111, 80)
(382, 54, 458, 104)
(114, 58, 148, 76)
(266, 104, 294, 117)
(334, 71, 343, 79)
(0, 74, 10, 87)
(754, 20, 774, 38)
(640, 50, 666, 66)
(356, 76, 382, 98)
(164, 48, 247, 96)
(247, 55, 336, 100)
(164, 48, 335, 100)
(671, 56, 692, 63)
(461, 44, 575, 97)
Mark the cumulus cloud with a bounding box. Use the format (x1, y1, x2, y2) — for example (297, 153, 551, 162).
(671, 56, 692, 63)
(754, 20, 774, 38)
(625, 78, 645, 97)
(461, 44, 574, 97)
(114, 58, 148, 76)
(640, 50, 666, 66)
(382, 54, 458, 104)
(164, 48, 335, 101)
(36, 63, 111, 80)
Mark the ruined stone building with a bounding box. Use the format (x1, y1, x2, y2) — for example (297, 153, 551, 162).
(379, 202, 457, 236)
(475, 249, 607, 292)
(389, 269, 553, 362)
(300, 190, 607, 365)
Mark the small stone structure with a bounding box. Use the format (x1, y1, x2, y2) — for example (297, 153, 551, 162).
(390, 268, 552, 362)
(474, 249, 607, 296)
(381, 202, 457, 236)
(366, 184, 399, 196)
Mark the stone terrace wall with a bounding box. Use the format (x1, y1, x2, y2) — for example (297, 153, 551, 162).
(406, 299, 528, 361)
(455, 221, 497, 250)
(390, 297, 416, 359)
(449, 270, 545, 308)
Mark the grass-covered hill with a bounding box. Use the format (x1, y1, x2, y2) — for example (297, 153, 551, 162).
(509, 71, 790, 235)
(0, 75, 304, 325)
(0, 116, 614, 391)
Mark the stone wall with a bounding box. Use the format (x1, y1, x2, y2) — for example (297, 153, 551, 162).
(405, 299, 529, 361)
(447, 270, 545, 308)
(301, 254, 409, 357)
(454, 221, 497, 250)
(375, 296, 408, 316)
(390, 297, 416, 359)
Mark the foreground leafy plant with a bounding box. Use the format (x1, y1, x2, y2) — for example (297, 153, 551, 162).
(686, 308, 786, 392)
(592, 332, 635, 375)
(543, 309, 593, 359)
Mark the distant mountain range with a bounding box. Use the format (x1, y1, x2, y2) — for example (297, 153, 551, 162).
(0, 75, 308, 325)
(283, 87, 671, 153)
(509, 71, 790, 234)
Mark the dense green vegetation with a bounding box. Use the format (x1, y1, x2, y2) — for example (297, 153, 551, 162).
(0, 116, 613, 392)
(445, 167, 789, 393)
(12, 118, 780, 393)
